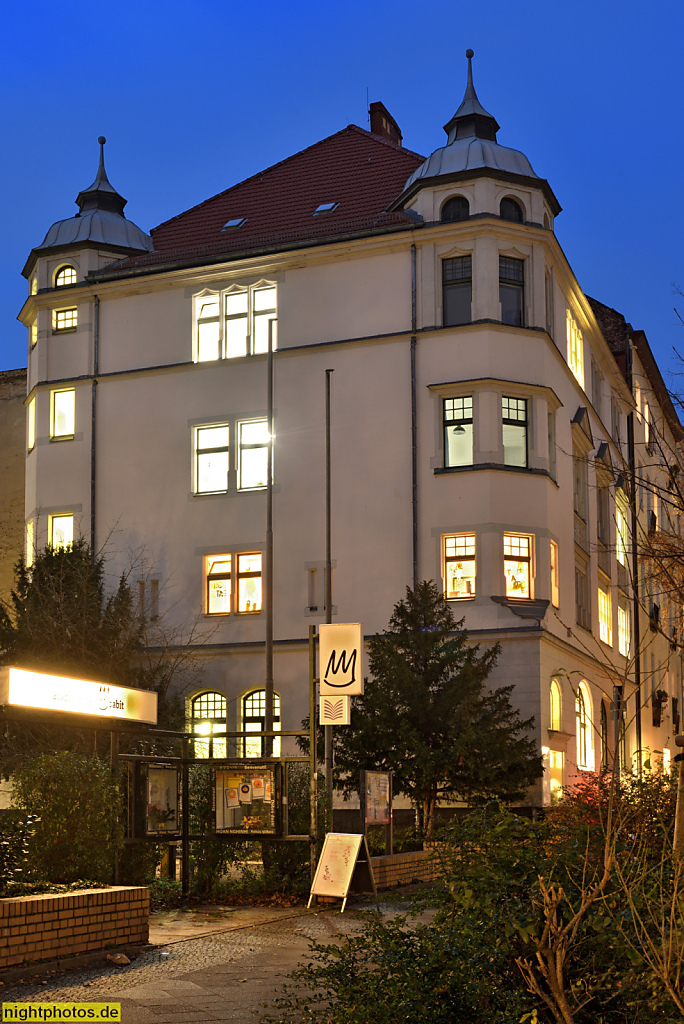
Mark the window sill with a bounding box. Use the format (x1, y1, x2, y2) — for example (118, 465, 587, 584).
(435, 463, 553, 480)
(491, 595, 549, 624)
(52, 328, 77, 335)
(50, 434, 75, 443)
(445, 596, 475, 602)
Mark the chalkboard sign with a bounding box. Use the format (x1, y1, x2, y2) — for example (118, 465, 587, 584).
(308, 833, 376, 912)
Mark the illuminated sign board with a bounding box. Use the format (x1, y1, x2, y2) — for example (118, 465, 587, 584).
(0, 667, 158, 725)
(319, 623, 364, 696)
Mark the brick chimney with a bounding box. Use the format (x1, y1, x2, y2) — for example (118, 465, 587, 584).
(369, 102, 402, 147)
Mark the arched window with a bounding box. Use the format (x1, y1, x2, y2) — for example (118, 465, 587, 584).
(575, 681, 594, 770)
(243, 689, 281, 757)
(550, 679, 562, 731)
(600, 700, 609, 770)
(441, 196, 469, 223)
(191, 691, 227, 758)
(55, 265, 76, 288)
(500, 197, 523, 223)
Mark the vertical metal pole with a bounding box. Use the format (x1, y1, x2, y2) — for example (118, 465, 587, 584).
(181, 736, 190, 895)
(90, 295, 99, 557)
(410, 244, 418, 590)
(324, 370, 334, 831)
(265, 319, 276, 755)
(309, 624, 318, 883)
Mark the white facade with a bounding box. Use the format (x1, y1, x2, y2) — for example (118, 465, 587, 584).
(17, 65, 683, 806)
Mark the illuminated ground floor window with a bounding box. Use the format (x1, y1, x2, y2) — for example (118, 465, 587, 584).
(243, 689, 280, 757)
(191, 691, 227, 758)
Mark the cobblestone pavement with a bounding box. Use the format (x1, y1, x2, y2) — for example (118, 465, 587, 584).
(0, 908, 372, 1023)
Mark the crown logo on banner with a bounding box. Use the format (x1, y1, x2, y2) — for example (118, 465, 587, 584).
(323, 648, 357, 689)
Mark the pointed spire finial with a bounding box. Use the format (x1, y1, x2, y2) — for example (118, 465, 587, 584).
(75, 135, 127, 217)
(443, 49, 500, 144)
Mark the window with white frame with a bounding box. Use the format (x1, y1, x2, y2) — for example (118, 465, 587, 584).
(575, 553, 590, 629)
(550, 678, 562, 731)
(30, 320, 37, 348)
(598, 580, 612, 645)
(573, 444, 588, 521)
(49, 513, 73, 550)
(52, 308, 77, 332)
(237, 419, 269, 490)
(27, 397, 35, 451)
(444, 535, 476, 599)
(195, 424, 230, 494)
(576, 681, 594, 770)
(502, 396, 527, 467)
(611, 396, 621, 446)
(499, 257, 525, 327)
(566, 310, 584, 388)
(644, 401, 653, 454)
(191, 691, 227, 759)
(193, 283, 276, 362)
(442, 256, 472, 327)
(618, 593, 631, 657)
(242, 690, 281, 757)
(51, 389, 75, 438)
(504, 534, 532, 598)
(54, 265, 76, 288)
(205, 552, 262, 615)
(548, 750, 564, 804)
(550, 540, 559, 607)
(443, 396, 473, 467)
(596, 485, 610, 546)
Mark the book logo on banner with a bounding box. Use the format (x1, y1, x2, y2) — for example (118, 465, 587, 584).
(319, 623, 364, 696)
(320, 695, 351, 725)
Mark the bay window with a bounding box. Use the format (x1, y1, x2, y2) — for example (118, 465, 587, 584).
(443, 396, 473, 467)
(504, 534, 532, 598)
(51, 389, 75, 438)
(502, 396, 527, 467)
(444, 535, 476, 599)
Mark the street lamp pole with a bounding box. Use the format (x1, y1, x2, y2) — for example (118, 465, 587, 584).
(324, 369, 334, 821)
(265, 319, 276, 756)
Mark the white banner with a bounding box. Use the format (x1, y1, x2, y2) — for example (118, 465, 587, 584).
(0, 666, 158, 725)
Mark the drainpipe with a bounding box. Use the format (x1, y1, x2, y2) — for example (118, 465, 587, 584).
(90, 295, 99, 556)
(626, 325, 642, 771)
(410, 243, 418, 590)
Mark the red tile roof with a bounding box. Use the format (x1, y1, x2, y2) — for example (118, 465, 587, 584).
(94, 126, 425, 279)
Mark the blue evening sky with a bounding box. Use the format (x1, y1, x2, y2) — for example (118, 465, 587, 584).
(1, 0, 683, 388)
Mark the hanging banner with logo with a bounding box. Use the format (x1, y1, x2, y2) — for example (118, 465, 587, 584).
(320, 694, 351, 725)
(319, 623, 364, 696)
(0, 666, 158, 725)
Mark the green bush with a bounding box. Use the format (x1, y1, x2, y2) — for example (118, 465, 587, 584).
(0, 811, 40, 894)
(12, 751, 123, 884)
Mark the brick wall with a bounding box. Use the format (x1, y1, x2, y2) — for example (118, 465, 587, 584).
(371, 850, 443, 889)
(0, 886, 149, 968)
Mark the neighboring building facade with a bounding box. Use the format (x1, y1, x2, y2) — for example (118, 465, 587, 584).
(0, 367, 28, 605)
(17, 56, 683, 805)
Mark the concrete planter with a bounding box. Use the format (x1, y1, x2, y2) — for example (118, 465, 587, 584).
(0, 886, 149, 969)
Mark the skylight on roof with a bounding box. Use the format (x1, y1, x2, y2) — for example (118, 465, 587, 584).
(222, 218, 246, 230)
(314, 202, 338, 214)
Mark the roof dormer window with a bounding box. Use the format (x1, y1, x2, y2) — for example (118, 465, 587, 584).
(55, 265, 76, 287)
(500, 197, 523, 223)
(314, 202, 338, 214)
(222, 218, 246, 230)
(441, 196, 469, 222)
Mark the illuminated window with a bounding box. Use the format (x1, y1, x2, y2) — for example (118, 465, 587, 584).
(442, 256, 472, 327)
(51, 389, 75, 437)
(54, 265, 76, 287)
(26, 520, 34, 569)
(27, 397, 35, 451)
(504, 534, 532, 598)
(30, 320, 37, 348)
(616, 493, 629, 566)
(193, 283, 277, 362)
(502, 396, 527, 467)
(443, 396, 473, 467)
(237, 419, 269, 490)
(206, 555, 231, 615)
(31, 276, 37, 295)
(598, 582, 612, 645)
(549, 750, 564, 804)
(191, 691, 227, 759)
(500, 197, 523, 222)
(550, 679, 562, 731)
(242, 690, 281, 758)
(618, 594, 631, 657)
(237, 553, 262, 613)
(576, 681, 594, 770)
(550, 540, 559, 607)
(49, 514, 73, 550)
(195, 424, 229, 493)
(441, 196, 469, 222)
(644, 402, 653, 454)
(566, 310, 584, 388)
(53, 308, 77, 332)
(444, 535, 476, 599)
(499, 257, 524, 326)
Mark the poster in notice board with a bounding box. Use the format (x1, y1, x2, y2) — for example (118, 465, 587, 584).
(308, 833, 376, 911)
